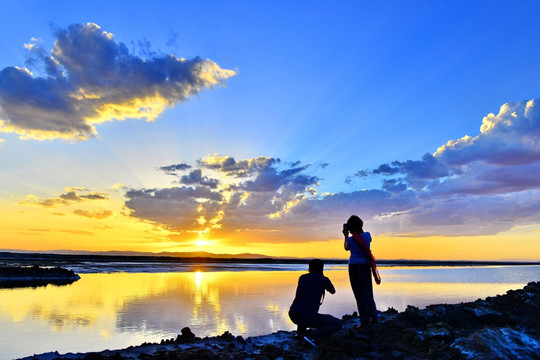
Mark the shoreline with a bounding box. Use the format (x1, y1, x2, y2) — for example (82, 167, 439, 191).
(0, 265, 80, 289)
(19, 281, 540, 360)
(2, 251, 539, 269)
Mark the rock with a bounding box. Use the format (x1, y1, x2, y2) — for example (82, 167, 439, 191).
(217, 331, 235, 342)
(419, 322, 454, 342)
(385, 307, 398, 315)
(173, 327, 197, 344)
(0, 265, 80, 288)
(465, 306, 510, 326)
(452, 327, 540, 360)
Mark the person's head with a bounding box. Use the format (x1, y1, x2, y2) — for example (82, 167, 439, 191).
(308, 258, 324, 274)
(346, 215, 363, 233)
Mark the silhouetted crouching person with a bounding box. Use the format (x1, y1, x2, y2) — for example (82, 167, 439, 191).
(289, 259, 342, 344)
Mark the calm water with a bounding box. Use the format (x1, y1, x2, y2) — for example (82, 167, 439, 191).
(1, 264, 539, 359)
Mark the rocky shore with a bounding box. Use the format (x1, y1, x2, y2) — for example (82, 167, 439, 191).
(20, 281, 540, 360)
(0, 266, 80, 288)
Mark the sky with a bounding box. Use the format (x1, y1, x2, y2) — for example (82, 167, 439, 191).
(1, 0, 539, 260)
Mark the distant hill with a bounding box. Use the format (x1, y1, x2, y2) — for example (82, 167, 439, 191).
(0, 249, 285, 260)
(1, 249, 538, 265)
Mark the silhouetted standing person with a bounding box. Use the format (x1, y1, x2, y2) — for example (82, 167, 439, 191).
(289, 259, 342, 344)
(343, 215, 379, 328)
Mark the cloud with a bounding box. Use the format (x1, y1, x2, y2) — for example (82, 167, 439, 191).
(349, 97, 540, 236)
(122, 98, 540, 244)
(125, 186, 224, 233)
(124, 156, 322, 242)
(435, 99, 540, 166)
(0, 23, 236, 141)
(199, 156, 280, 177)
(20, 188, 108, 208)
(158, 163, 192, 174)
(179, 169, 220, 188)
(73, 209, 113, 219)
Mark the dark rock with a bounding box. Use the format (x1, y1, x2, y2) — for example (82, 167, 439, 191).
(385, 307, 398, 315)
(258, 344, 283, 359)
(342, 311, 358, 321)
(82, 353, 106, 360)
(464, 305, 509, 325)
(452, 327, 540, 360)
(0, 265, 80, 288)
(235, 335, 246, 344)
(181, 327, 195, 338)
(217, 331, 235, 342)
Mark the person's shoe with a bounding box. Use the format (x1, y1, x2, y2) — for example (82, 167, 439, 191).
(296, 326, 308, 336)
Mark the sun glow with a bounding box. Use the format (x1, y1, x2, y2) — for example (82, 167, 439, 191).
(196, 239, 210, 247)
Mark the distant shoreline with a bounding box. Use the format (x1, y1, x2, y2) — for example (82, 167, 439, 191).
(1, 251, 539, 268)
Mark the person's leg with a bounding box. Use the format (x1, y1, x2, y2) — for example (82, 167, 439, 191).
(296, 324, 308, 335)
(366, 268, 378, 322)
(369, 291, 378, 322)
(348, 264, 363, 317)
(310, 313, 342, 340)
(289, 310, 309, 334)
(349, 263, 371, 325)
(358, 264, 375, 324)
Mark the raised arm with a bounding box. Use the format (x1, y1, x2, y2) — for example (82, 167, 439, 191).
(343, 228, 350, 250)
(326, 277, 336, 294)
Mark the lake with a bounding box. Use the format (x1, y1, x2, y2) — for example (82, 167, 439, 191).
(1, 264, 539, 359)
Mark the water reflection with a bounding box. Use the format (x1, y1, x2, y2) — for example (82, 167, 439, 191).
(0, 266, 538, 359)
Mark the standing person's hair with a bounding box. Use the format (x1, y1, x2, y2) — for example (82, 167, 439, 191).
(309, 259, 324, 274)
(346, 215, 363, 233)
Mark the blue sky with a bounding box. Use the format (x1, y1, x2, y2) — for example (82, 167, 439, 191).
(1, 0, 539, 259)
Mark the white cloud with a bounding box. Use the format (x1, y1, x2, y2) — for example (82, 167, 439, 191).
(0, 23, 236, 141)
(349, 97, 540, 236)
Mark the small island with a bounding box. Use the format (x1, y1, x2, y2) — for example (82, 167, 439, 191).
(20, 281, 540, 360)
(0, 265, 80, 289)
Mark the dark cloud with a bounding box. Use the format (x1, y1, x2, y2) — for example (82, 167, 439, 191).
(0, 23, 236, 141)
(243, 164, 318, 192)
(124, 186, 223, 232)
(382, 179, 408, 194)
(179, 169, 220, 189)
(158, 163, 192, 174)
(20, 188, 108, 208)
(60, 191, 108, 202)
(199, 156, 280, 177)
(370, 154, 455, 189)
(73, 209, 113, 219)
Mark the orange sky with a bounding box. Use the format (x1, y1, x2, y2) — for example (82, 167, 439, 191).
(2, 195, 539, 260)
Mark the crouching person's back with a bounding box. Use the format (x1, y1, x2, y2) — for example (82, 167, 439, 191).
(289, 259, 342, 344)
